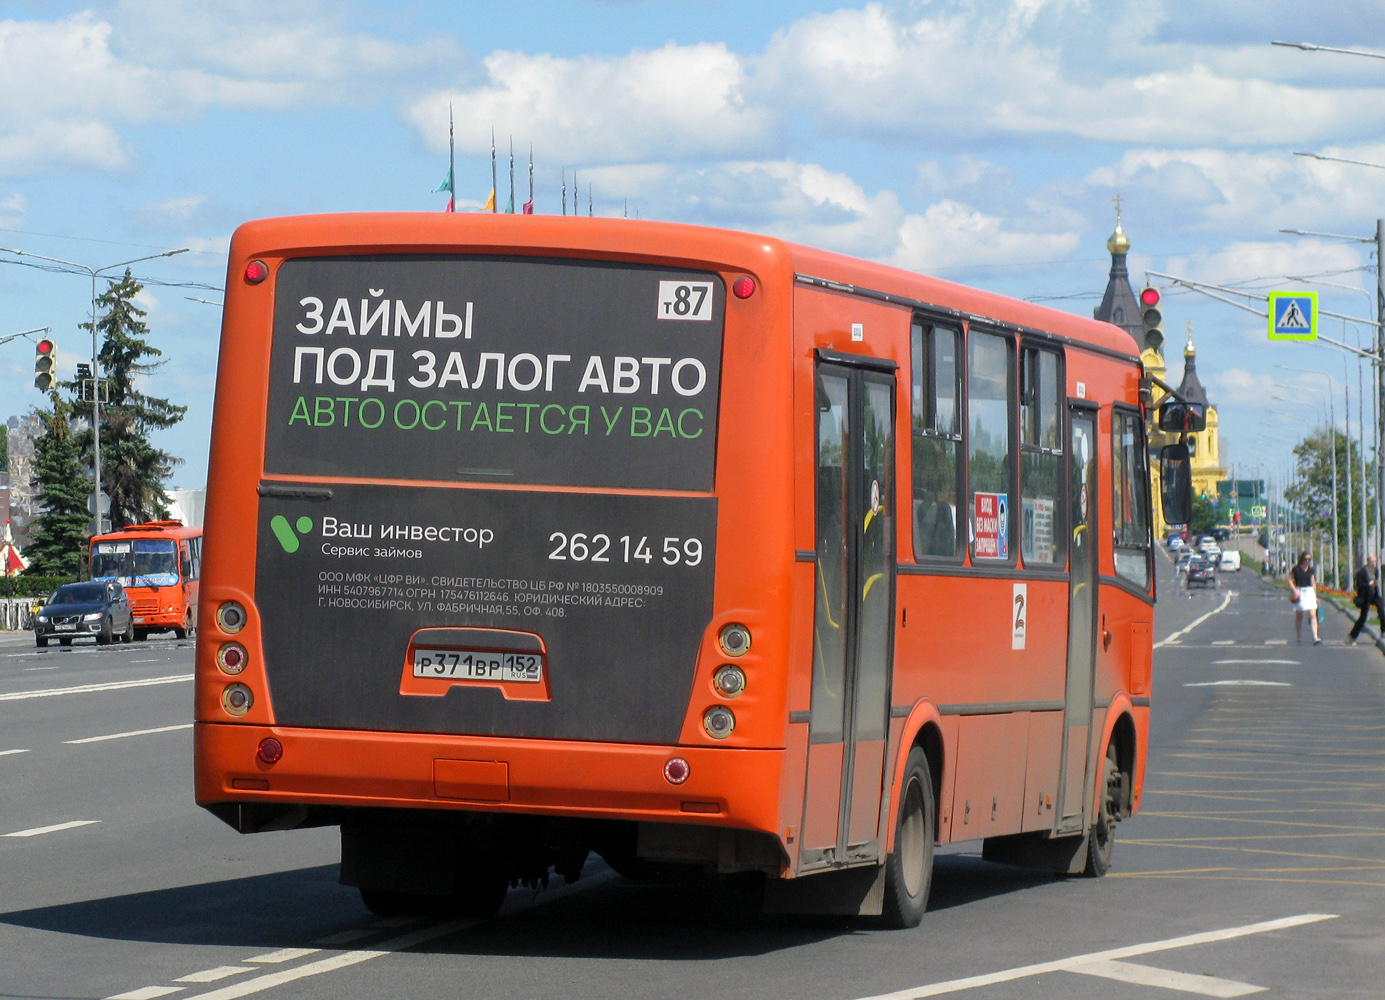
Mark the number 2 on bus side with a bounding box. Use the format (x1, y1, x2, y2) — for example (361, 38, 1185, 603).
(548, 532, 702, 566)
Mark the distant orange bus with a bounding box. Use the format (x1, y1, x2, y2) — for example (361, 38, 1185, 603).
(195, 214, 1161, 926)
(90, 520, 202, 640)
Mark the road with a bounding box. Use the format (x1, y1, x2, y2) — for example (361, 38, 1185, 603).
(2, 553, 1382, 1000)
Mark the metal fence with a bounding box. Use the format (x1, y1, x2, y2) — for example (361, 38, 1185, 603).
(0, 598, 39, 631)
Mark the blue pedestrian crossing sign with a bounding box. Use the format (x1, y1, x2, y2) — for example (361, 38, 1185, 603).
(1268, 291, 1318, 341)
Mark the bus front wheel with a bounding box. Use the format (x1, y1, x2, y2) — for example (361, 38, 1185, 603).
(878, 746, 935, 928)
(174, 611, 192, 640)
(1083, 744, 1121, 877)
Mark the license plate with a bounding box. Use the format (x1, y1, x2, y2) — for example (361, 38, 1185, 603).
(133, 617, 145, 624)
(412, 648, 542, 683)
(54, 624, 77, 632)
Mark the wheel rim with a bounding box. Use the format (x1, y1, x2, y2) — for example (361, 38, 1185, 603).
(1093, 756, 1119, 854)
(899, 776, 927, 897)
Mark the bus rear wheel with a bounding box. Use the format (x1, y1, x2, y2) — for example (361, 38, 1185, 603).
(878, 746, 935, 928)
(1083, 744, 1121, 877)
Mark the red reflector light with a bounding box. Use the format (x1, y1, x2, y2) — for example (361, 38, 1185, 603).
(245, 260, 269, 284)
(256, 738, 283, 765)
(663, 757, 690, 784)
(1140, 287, 1160, 306)
(732, 276, 755, 299)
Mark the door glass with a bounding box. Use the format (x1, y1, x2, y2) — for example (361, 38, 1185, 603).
(811, 372, 851, 743)
(853, 378, 893, 742)
(1063, 411, 1098, 817)
(968, 332, 1014, 560)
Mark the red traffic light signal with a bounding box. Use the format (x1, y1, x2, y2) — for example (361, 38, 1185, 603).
(34, 338, 57, 391)
(1140, 287, 1160, 307)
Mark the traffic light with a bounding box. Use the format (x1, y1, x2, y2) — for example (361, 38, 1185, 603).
(34, 337, 56, 391)
(1139, 286, 1163, 352)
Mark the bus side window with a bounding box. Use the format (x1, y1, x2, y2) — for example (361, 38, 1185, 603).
(967, 330, 1015, 562)
(1112, 407, 1152, 588)
(1019, 346, 1066, 567)
(189, 537, 201, 580)
(180, 545, 192, 581)
(911, 321, 963, 560)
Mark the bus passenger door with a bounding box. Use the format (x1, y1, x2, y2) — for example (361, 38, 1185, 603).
(1057, 406, 1098, 831)
(802, 360, 896, 867)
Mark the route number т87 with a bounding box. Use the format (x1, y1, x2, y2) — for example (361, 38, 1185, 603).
(656, 280, 714, 322)
(548, 532, 703, 566)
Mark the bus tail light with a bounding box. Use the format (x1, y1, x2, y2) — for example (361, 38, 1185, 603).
(712, 664, 746, 698)
(216, 601, 247, 634)
(731, 276, 755, 299)
(703, 705, 735, 739)
(718, 624, 751, 657)
(245, 260, 269, 283)
(663, 757, 690, 784)
(256, 738, 283, 764)
(217, 642, 247, 675)
(222, 683, 253, 717)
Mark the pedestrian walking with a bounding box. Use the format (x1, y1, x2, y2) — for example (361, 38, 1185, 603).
(1289, 551, 1321, 645)
(1349, 554, 1385, 645)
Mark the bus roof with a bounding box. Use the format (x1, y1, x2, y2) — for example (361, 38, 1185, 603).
(90, 521, 200, 544)
(228, 213, 1138, 359)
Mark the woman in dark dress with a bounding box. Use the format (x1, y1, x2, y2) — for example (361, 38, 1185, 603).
(1289, 550, 1320, 645)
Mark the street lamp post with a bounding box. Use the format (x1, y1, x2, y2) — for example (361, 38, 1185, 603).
(0, 247, 188, 533)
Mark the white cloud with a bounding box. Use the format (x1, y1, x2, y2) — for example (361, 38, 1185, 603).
(408, 42, 779, 165)
(1166, 240, 1368, 292)
(892, 201, 1081, 273)
(1213, 367, 1279, 407)
(0, 191, 27, 229)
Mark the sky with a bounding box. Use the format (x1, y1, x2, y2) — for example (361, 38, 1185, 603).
(4, 0, 1385, 491)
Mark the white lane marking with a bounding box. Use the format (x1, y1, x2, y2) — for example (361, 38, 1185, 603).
(1266, 639, 1288, 645)
(1068, 959, 1263, 997)
(245, 949, 319, 964)
(310, 928, 375, 946)
(0, 674, 191, 702)
(175, 968, 253, 984)
(1155, 591, 1235, 649)
(1212, 660, 1298, 665)
(0, 748, 30, 756)
(1185, 680, 1293, 687)
(178, 920, 471, 1000)
(24, 666, 58, 671)
(1211, 640, 1236, 646)
(4, 820, 101, 838)
(852, 913, 1336, 1000)
(130, 659, 163, 663)
(107, 988, 184, 1000)
(66, 724, 193, 744)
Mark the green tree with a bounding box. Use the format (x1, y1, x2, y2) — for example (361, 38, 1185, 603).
(1285, 426, 1376, 577)
(1189, 493, 1218, 535)
(71, 270, 186, 527)
(23, 400, 91, 577)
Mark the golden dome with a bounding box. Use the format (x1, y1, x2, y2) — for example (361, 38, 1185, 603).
(1107, 220, 1130, 254)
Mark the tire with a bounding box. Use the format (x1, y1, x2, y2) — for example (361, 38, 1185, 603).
(35, 636, 47, 648)
(878, 746, 935, 928)
(122, 618, 135, 643)
(1083, 744, 1122, 877)
(96, 627, 112, 646)
(59, 638, 72, 647)
(134, 630, 149, 642)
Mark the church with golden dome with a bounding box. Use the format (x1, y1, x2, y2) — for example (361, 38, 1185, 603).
(1093, 208, 1226, 535)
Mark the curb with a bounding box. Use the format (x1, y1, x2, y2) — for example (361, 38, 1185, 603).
(1322, 593, 1385, 654)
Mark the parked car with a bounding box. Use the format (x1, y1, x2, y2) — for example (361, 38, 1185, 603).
(1220, 550, 1242, 572)
(1187, 556, 1218, 589)
(33, 580, 135, 647)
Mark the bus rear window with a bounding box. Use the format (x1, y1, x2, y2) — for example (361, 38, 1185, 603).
(92, 538, 179, 586)
(264, 256, 724, 492)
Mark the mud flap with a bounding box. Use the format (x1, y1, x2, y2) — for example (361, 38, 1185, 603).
(762, 864, 886, 916)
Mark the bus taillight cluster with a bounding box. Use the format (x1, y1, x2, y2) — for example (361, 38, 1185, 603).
(703, 623, 753, 739)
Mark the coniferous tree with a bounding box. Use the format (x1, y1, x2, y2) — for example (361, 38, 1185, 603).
(72, 270, 186, 527)
(23, 400, 90, 577)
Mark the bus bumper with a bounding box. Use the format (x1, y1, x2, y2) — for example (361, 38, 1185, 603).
(194, 722, 784, 834)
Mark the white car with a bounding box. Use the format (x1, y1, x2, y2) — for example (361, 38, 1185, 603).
(1219, 550, 1241, 572)
(1168, 536, 1185, 551)
(1198, 536, 1220, 553)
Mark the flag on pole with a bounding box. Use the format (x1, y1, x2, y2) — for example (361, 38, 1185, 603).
(507, 137, 515, 214)
(525, 145, 534, 214)
(490, 129, 497, 214)
(432, 168, 453, 195)
(481, 189, 495, 212)
(445, 195, 454, 213)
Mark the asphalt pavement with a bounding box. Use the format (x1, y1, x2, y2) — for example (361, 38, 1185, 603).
(1, 551, 1382, 1000)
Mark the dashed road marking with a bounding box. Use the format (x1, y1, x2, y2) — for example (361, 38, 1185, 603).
(1186, 681, 1293, 688)
(1212, 640, 1237, 646)
(0, 748, 30, 756)
(4, 820, 100, 838)
(852, 912, 1334, 999)
(106, 987, 184, 1000)
(1266, 639, 1289, 645)
(1212, 660, 1298, 665)
(246, 949, 319, 964)
(1067, 958, 1262, 996)
(66, 724, 193, 744)
(174, 968, 253, 984)
(0, 674, 191, 702)
(1156, 591, 1235, 648)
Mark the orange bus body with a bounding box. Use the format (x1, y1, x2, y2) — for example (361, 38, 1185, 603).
(90, 520, 202, 639)
(195, 213, 1153, 917)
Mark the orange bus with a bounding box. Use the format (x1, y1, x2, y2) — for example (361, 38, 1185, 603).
(195, 214, 1174, 926)
(90, 520, 202, 640)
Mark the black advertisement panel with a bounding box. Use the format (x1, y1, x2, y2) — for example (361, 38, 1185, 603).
(255, 483, 717, 743)
(265, 256, 723, 491)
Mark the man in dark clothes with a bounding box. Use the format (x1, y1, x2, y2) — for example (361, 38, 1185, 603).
(1349, 554, 1385, 644)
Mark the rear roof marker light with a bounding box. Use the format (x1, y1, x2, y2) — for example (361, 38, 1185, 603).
(245, 260, 269, 284)
(732, 276, 755, 299)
